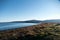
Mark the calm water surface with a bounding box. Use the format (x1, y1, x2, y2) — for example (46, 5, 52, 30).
(0, 23, 38, 30)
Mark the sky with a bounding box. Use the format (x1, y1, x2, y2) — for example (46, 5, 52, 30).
(0, 0, 60, 22)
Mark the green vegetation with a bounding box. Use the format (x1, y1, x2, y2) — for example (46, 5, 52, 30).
(0, 23, 60, 40)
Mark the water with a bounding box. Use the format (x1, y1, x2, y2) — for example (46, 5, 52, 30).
(0, 23, 38, 30)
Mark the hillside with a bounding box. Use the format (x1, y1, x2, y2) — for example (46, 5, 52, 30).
(1, 19, 60, 23)
(0, 23, 60, 40)
(43, 19, 60, 23)
(10, 20, 42, 23)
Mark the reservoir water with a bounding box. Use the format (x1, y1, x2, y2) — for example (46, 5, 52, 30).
(0, 23, 38, 30)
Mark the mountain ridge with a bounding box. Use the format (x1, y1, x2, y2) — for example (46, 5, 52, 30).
(0, 19, 60, 23)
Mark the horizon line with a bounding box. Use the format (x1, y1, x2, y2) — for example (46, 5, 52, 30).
(0, 19, 60, 22)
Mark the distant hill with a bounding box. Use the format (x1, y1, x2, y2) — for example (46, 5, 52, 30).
(11, 20, 42, 23)
(12, 19, 60, 23)
(43, 19, 60, 23)
(0, 19, 60, 23)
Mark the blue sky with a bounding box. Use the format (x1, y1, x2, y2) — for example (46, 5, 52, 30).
(0, 0, 60, 22)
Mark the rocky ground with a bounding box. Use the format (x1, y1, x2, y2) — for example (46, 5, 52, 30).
(0, 23, 60, 40)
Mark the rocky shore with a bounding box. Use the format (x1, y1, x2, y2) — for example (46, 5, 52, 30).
(0, 23, 60, 40)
